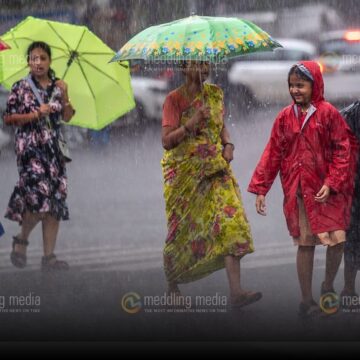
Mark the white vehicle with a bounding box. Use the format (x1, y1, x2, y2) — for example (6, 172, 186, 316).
(230, 4, 344, 43)
(0, 75, 169, 148)
(227, 38, 317, 107)
(112, 76, 168, 130)
(228, 36, 360, 108)
(317, 29, 360, 104)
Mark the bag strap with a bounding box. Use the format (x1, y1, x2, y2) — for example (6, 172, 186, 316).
(26, 74, 44, 105)
(25, 74, 55, 129)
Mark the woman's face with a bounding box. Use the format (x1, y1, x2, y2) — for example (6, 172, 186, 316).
(289, 73, 313, 106)
(28, 47, 51, 78)
(183, 61, 210, 82)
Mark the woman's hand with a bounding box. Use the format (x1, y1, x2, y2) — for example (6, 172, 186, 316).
(38, 104, 51, 117)
(314, 184, 330, 203)
(222, 143, 234, 163)
(185, 105, 210, 132)
(55, 80, 69, 101)
(256, 195, 267, 216)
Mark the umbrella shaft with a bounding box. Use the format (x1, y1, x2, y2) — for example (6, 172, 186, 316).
(67, 51, 79, 67)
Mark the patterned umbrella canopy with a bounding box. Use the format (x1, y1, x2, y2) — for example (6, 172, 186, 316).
(111, 15, 282, 63)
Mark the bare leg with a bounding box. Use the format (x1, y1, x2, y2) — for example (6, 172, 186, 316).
(14, 211, 41, 255)
(343, 260, 358, 295)
(225, 255, 245, 299)
(323, 243, 344, 292)
(42, 213, 59, 257)
(297, 245, 316, 304)
(225, 255, 262, 307)
(168, 282, 181, 295)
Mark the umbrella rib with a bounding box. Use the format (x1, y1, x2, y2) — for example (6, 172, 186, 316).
(78, 58, 124, 85)
(1, 64, 28, 82)
(76, 60, 96, 101)
(62, 29, 87, 79)
(3, 36, 67, 54)
(46, 22, 73, 52)
(81, 52, 115, 56)
(52, 55, 68, 62)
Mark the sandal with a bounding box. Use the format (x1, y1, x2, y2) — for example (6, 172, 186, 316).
(298, 300, 320, 318)
(321, 281, 336, 296)
(231, 291, 262, 308)
(10, 236, 29, 268)
(41, 253, 69, 272)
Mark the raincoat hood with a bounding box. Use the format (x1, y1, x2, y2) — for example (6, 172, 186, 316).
(298, 60, 324, 105)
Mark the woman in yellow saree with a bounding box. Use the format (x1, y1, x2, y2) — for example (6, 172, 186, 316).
(161, 61, 262, 307)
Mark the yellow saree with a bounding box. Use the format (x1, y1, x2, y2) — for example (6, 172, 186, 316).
(161, 83, 254, 284)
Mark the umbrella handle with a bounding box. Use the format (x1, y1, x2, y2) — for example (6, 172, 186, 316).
(199, 69, 205, 104)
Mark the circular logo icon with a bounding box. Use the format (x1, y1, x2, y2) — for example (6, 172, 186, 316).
(320, 292, 340, 315)
(121, 292, 142, 314)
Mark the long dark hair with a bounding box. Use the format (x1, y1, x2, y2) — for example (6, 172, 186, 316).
(26, 41, 56, 80)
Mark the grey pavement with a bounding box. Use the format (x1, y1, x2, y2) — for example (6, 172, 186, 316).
(0, 106, 359, 343)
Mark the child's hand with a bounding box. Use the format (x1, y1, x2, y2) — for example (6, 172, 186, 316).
(256, 195, 267, 216)
(315, 184, 330, 202)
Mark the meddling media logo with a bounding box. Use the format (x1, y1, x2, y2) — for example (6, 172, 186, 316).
(120, 291, 228, 314)
(121, 292, 142, 314)
(320, 292, 340, 315)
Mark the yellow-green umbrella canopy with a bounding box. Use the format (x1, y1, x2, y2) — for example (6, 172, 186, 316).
(0, 16, 135, 130)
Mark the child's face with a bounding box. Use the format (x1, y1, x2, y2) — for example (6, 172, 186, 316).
(289, 73, 312, 107)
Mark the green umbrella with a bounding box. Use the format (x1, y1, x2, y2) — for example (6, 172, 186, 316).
(0, 16, 135, 130)
(110, 15, 282, 63)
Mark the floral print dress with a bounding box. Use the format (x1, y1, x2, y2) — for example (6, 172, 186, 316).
(3, 75, 69, 224)
(161, 83, 254, 284)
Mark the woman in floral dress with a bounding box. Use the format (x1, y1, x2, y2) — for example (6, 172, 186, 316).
(3, 41, 75, 271)
(161, 61, 261, 307)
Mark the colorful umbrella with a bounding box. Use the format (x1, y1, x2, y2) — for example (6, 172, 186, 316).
(110, 15, 282, 63)
(0, 39, 10, 51)
(0, 16, 135, 130)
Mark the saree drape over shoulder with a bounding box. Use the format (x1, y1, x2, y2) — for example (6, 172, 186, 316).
(161, 83, 253, 284)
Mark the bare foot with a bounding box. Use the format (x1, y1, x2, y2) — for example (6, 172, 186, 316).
(230, 290, 262, 308)
(168, 283, 182, 296)
(14, 235, 27, 256)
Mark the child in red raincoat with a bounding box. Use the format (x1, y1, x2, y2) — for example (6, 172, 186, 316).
(248, 61, 357, 317)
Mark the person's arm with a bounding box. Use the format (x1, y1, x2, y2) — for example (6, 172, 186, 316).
(62, 101, 75, 122)
(2, 82, 40, 127)
(323, 110, 352, 193)
(248, 112, 284, 216)
(248, 112, 284, 196)
(162, 125, 189, 150)
(162, 106, 210, 150)
(55, 80, 75, 122)
(161, 91, 210, 150)
(220, 124, 234, 162)
(3, 111, 40, 126)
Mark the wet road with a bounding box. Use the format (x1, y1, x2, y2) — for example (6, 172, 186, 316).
(0, 105, 357, 343)
(0, 105, 327, 270)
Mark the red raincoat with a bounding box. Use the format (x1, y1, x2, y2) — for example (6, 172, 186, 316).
(248, 61, 358, 237)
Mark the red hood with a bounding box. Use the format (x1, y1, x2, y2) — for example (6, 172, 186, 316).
(299, 60, 324, 105)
